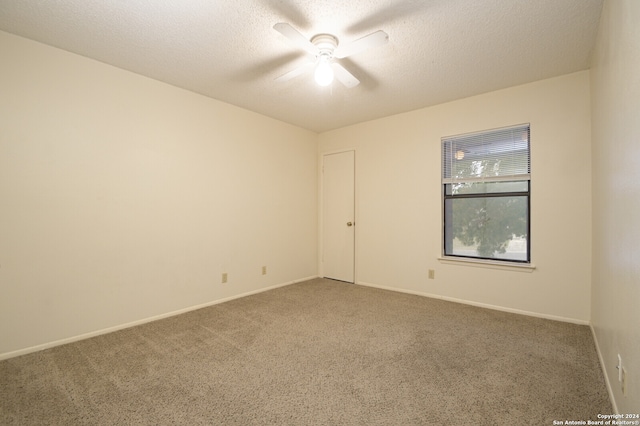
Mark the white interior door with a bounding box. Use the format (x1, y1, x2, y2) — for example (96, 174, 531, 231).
(322, 151, 355, 282)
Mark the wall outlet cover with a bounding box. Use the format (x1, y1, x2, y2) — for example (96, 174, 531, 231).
(618, 354, 623, 382)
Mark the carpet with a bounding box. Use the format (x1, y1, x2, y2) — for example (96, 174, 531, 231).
(0, 278, 612, 425)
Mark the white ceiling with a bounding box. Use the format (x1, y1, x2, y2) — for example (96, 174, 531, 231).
(0, 0, 604, 133)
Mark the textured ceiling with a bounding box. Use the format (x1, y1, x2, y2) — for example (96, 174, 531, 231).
(0, 0, 604, 133)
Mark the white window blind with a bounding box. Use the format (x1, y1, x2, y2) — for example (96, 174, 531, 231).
(442, 124, 530, 184)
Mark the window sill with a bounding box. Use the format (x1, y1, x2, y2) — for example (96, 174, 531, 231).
(438, 256, 536, 272)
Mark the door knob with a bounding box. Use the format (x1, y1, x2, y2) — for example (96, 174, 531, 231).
(347, 222, 353, 227)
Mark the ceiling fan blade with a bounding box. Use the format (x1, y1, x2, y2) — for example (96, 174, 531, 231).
(275, 61, 315, 83)
(334, 30, 389, 59)
(331, 62, 360, 88)
(273, 23, 318, 56)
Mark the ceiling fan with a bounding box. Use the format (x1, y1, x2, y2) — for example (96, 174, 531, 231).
(273, 23, 389, 88)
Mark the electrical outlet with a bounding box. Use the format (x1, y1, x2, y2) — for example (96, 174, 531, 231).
(618, 354, 623, 382)
(621, 367, 627, 396)
(221, 273, 228, 284)
(262, 266, 267, 275)
(428, 269, 435, 279)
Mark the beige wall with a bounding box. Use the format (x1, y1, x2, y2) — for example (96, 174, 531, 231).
(319, 71, 593, 323)
(590, 0, 640, 414)
(0, 31, 318, 358)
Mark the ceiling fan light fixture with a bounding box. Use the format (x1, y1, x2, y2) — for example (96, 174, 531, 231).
(274, 24, 385, 89)
(314, 55, 334, 86)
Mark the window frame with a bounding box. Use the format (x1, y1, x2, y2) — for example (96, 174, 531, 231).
(441, 124, 531, 265)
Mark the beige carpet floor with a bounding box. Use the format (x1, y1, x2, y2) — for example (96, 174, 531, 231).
(1, 278, 612, 425)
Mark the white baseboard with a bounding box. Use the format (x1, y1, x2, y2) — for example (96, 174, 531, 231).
(0, 275, 317, 361)
(355, 280, 590, 325)
(590, 324, 618, 414)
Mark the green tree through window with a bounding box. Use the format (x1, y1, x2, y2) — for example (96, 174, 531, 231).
(442, 125, 530, 262)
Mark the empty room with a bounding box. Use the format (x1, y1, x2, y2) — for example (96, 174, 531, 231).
(1, 0, 638, 424)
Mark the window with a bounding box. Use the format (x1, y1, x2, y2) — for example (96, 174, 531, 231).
(442, 124, 530, 263)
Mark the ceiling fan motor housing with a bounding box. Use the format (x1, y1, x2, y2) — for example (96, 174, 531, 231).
(311, 34, 338, 59)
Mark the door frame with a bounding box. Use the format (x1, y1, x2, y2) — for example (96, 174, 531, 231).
(319, 148, 357, 283)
